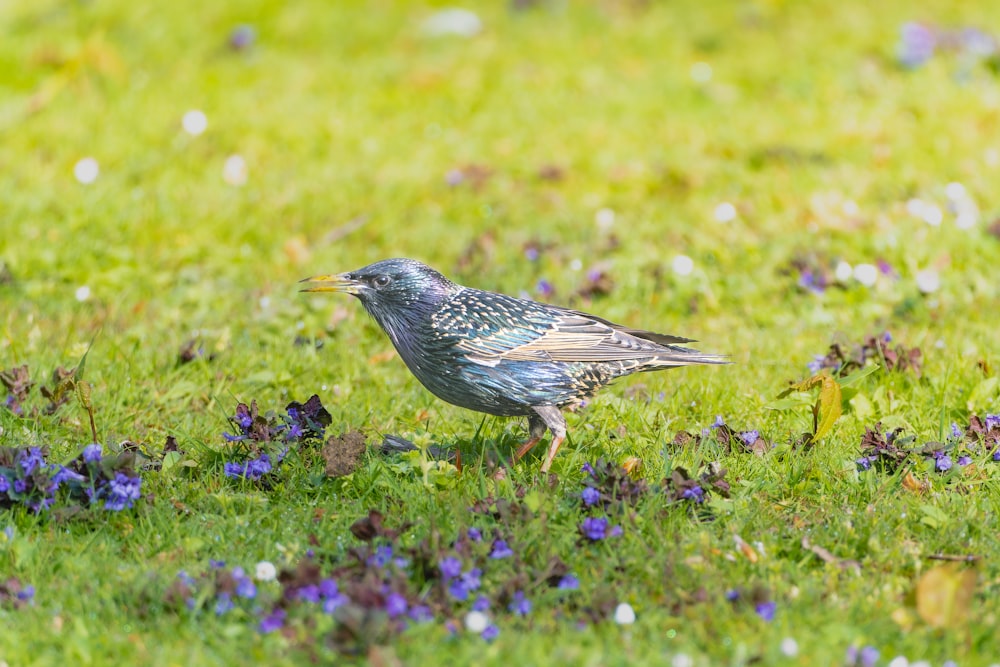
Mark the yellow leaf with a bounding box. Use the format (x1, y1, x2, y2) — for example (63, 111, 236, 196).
(915, 564, 977, 628)
(813, 375, 842, 441)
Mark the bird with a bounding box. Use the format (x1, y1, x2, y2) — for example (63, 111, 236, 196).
(301, 258, 726, 472)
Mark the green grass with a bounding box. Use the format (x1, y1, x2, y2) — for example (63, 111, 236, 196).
(3, 0, 1000, 664)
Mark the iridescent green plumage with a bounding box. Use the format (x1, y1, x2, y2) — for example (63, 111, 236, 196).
(302, 258, 726, 472)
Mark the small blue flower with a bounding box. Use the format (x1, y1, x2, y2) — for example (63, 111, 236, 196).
(581, 487, 600, 506)
(209, 559, 226, 568)
(489, 539, 514, 560)
(557, 574, 580, 590)
(16, 585, 34, 601)
(467, 527, 483, 542)
(245, 454, 272, 479)
(214, 592, 234, 616)
(935, 454, 953, 472)
(297, 585, 321, 603)
(711, 415, 725, 429)
(957, 455, 972, 467)
(19, 448, 45, 475)
(259, 608, 286, 633)
(536, 279, 554, 299)
(438, 557, 462, 580)
(223, 462, 247, 478)
(755, 600, 777, 622)
(385, 592, 408, 619)
(681, 485, 705, 503)
(472, 595, 490, 612)
(950, 423, 963, 441)
(409, 604, 433, 622)
(725, 589, 740, 601)
(898, 22, 936, 68)
(508, 590, 531, 616)
(581, 517, 609, 541)
(481, 624, 499, 641)
(104, 473, 141, 511)
(82, 444, 102, 463)
(582, 462, 596, 476)
(856, 456, 875, 471)
(985, 414, 1000, 431)
(236, 576, 256, 599)
(370, 545, 394, 568)
(739, 430, 759, 446)
(0, 476, 9, 493)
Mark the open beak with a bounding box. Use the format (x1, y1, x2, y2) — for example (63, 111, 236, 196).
(299, 273, 362, 295)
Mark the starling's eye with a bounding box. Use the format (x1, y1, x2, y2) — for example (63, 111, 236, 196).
(372, 274, 392, 288)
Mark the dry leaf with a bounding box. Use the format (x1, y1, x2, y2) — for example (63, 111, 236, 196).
(915, 564, 977, 629)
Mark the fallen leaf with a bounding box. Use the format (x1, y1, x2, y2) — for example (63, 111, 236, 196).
(915, 564, 977, 629)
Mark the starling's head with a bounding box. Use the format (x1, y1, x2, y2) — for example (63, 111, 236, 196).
(301, 258, 457, 322)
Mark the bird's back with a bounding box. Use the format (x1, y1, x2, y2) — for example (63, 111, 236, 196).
(388, 287, 724, 416)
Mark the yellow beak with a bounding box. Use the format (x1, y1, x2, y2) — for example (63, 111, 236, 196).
(299, 273, 362, 294)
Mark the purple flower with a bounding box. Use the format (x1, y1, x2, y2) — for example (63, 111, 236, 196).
(798, 270, 825, 295)
(448, 568, 482, 601)
(0, 476, 8, 493)
(985, 414, 1000, 431)
(409, 604, 433, 622)
(581, 487, 600, 506)
(19, 448, 44, 475)
(322, 582, 349, 613)
(524, 247, 540, 261)
(582, 462, 596, 476)
(259, 608, 286, 633)
(557, 574, 580, 590)
(177, 570, 196, 587)
(489, 539, 514, 559)
(739, 430, 759, 446)
(472, 595, 490, 612)
(234, 404, 253, 429)
(681, 485, 705, 503)
(856, 456, 876, 471)
(725, 589, 740, 601)
(52, 466, 85, 486)
(209, 559, 226, 568)
(711, 415, 725, 429)
(609, 525, 623, 538)
(581, 517, 609, 541)
(993, 449, 1000, 462)
(508, 590, 531, 616)
(13, 479, 27, 494)
(296, 584, 321, 603)
(481, 624, 499, 641)
(215, 592, 234, 616)
(104, 473, 141, 511)
(536, 279, 554, 299)
(934, 454, 953, 472)
(755, 600, 777, 622)
(385, 592, 408, 618)
(467, 527, 482, 541)
(847, 645, 880, 667)
(229, 25, 257, 51)
(284, 422, 304, 441)
(245, 454, 272, 479)
(370, 545, 394, 568)
(223, 462, 247, 478)
(898, 22, 936, 68)
(236, 576, 257, 599)
(82, 444, 102, 463)
(438, 557, 462, 580)
(957, 455, 972, 466)
(950, 423, 963, 440)
(16, 585, 34, 601)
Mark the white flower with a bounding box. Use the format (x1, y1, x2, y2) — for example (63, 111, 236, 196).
(464, 610, 489, 633)
(690, 62, 712, 83)
(834, 260, 853, 283)
(182, 110, 208, 136)
(780, 637, 799, 657)
(255, 561, 277, 581)
(713, 201, 737, 223)
(73, 157, 99, 184)
(853, 263, 878, 287)
(595, 207, 616, 230)
(223, 154, 248, 186)
(672, 654, 693, 667)
(613, 602, 636, 625)
(672, 255, 694, 276)
(887, 657, 909, 667)
(75, 286, 91, 302)
(944, 182, 966, 200)
(422, 9, 482, 37)
(915, 268, 940, 294)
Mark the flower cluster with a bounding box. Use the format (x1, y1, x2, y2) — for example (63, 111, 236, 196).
(897, 22, 998, 69)
(725, 587, 777, 622)
(672, 415, 771, 455)
(0, 364, 79, 418)
(222, 395, 331, 482)
(857, 417, 1000, 476)
(0, 576, 35, 610)
(167, 561, 259, 618)
(807, 332, 921, 377)
(0, 444, 142, 513)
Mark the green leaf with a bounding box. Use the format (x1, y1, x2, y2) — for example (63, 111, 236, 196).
(764, 392, 814, 411)
(848, 392, 874, 422)
(837, 364, 880, 388)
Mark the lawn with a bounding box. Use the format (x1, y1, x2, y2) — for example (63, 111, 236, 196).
(2, 0, 1000, 664)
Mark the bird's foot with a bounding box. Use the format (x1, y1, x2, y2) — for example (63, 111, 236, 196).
(513, 435, 543, 461)
(539, 434, 565, 473)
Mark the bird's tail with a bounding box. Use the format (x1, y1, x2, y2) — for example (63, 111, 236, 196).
(646, 346, 730, 368)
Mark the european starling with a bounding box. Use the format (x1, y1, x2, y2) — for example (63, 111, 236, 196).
(302, 258, 725, 472)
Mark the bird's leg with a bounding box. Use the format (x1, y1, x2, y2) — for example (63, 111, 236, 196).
(514, 412, 549, 460)
(531, 405, 568, 473)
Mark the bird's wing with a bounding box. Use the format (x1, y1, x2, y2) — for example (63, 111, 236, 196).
(440, 292, 703, 367)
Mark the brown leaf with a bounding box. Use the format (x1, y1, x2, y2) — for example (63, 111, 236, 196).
(915, 564, 977, 628)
